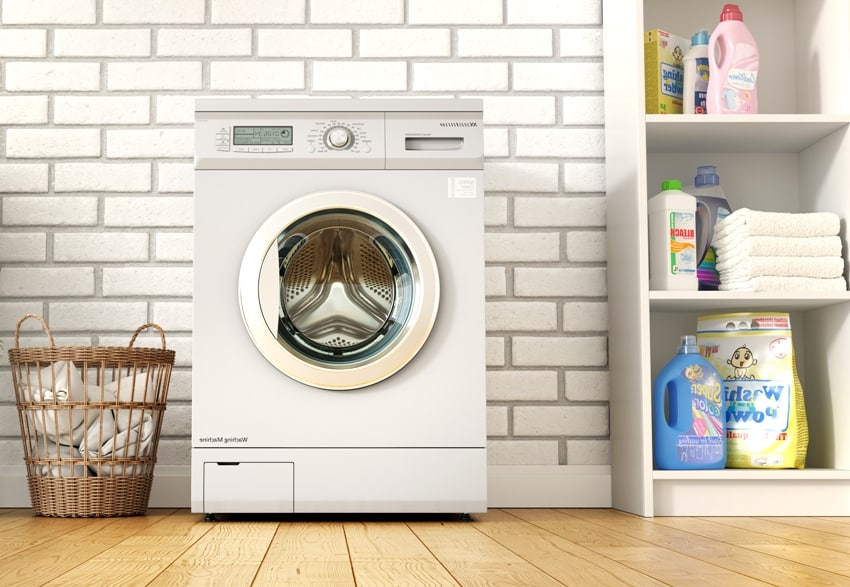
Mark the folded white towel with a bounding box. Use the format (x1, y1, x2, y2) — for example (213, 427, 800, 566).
(714, 208, 840, 240)
(714, 235, 843, 263)
(719, 276, 848, 292)
(717, 255, 844, 281)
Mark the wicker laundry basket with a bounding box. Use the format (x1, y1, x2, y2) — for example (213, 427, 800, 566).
(8, 314, 175, 517)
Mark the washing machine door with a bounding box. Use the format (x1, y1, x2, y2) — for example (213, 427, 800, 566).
(239, 191, 439, 390)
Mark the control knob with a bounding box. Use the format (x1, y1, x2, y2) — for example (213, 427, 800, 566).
(324, 126, 354, 150)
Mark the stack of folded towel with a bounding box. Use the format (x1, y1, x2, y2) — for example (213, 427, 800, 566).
(712, 208, 847, 292)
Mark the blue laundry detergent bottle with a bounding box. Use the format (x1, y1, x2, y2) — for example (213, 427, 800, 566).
(653, 335, 726, 469)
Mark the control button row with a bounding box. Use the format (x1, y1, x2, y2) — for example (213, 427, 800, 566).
(233, 146, 294, 153)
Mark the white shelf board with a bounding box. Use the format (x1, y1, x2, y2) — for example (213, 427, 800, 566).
(649, 291, 850, 312)
(654, 468, 850, 481)
(646, 115, 850, 153)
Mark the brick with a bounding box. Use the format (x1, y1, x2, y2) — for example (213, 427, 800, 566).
(566, 440, 610, 465)
(486, 301, 557, 331)
(410, 0, 502, 24)
(54, 29, 151, 57)
(515, 197, 606, 228)
(0, 302, 45, 334)
(259, 29, 351, 57)
(0, 29, 46, 57)
(512, 336, 607, 368)
(102, 267, 192, 297)
(211, 62, 305, 91)
(483, 163, 559, 193)
(5, 62, 100, 92)
(0, 267, 94, 297)
(55, 163, 151, 192)
(487, 371, 558, 401)
(563, 301, 608, 332)
(516, 129, 605, 158)
(514, 406, 608, 436)
(0, 96, 48, 124)
(5, 129, 100, 159)
(564, 162, 606, 192)
(482, 96, 556, 125)
(49, 302, 148, 331)
(155, 95, 197, 124)
(458, 29, 552, 57)
(487, 337, 505, 367)
(2, 0, 95, 24)
(484, 195, 508, 226)
(359, 29, 450, 58)
(104, 197, 193, 227)
(313, 62, 405, 92)
(507, 0, 601, 25)
(563, 96, 605, 125)
(483, 128, 509, 158)
(156, 233, 193, 262)
(487, 441, 559, 465)
(311, 0, 403, 24)
(513, 63, 603, 91)
(103, 0, 204, 24)
(108, 62, 202, 91)
(514, 267, 607, 297)
(158, 163, 194, 192)
(158, 29, 252, 57)
(0, 234, 47, 262)
(413, 63, 507, 92)
(560, 28, 603, 57)
(212, 0, 305, 24)
(106, 129, 194, 158)
(485, 266, 507, 296)
(153, 302, 193, 331)
(53, 233, 149, 262)
(485, 233, 560, 263)
(486, 407, 509, 437)
(2, 197, 98, 226)
(564, 371, 609, 402)
(566, 230, 607, 263)
(54, 96, 150, 125)
(0, 164, 48, 193)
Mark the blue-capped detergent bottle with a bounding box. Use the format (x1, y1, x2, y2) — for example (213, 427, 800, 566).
(653, 335, 726, 469)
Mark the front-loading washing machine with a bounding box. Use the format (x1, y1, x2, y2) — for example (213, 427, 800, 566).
(191, 99, 486, 515)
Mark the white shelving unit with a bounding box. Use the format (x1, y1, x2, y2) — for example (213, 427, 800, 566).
(603, 0, 850, 516)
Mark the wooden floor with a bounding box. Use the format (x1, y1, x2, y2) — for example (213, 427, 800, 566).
(1, 508, 850, 586)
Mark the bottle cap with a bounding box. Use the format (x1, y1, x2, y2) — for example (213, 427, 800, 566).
(691, 29, 710, 47)
(679, 335, 699, 354)
(694, 165, 720, 186)
(661, 179, 682, 191)
(720, 3, 743, 21)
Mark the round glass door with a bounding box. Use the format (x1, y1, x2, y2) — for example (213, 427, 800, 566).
(239, 191, 439, 390)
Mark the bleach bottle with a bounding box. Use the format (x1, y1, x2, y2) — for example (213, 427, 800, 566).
(707, 3, 759, 114)
(653, 335, 726, 470)
(647, 179, 697, 291)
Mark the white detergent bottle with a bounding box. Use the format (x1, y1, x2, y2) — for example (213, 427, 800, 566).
(707, 3, 759, 114)
(683, 29, 710, 114)
(648, 179, 698, 291)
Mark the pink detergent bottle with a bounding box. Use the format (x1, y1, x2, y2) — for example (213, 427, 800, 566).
(706, 3, 759, 114)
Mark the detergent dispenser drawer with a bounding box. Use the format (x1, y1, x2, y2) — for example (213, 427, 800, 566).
(203, 461, 295, 513)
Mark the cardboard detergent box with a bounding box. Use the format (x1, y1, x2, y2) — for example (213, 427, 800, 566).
(644, 29, 688, 114)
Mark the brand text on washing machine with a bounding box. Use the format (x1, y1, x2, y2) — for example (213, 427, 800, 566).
(199, 436, 249, 444)
(439, 122, 478, 127)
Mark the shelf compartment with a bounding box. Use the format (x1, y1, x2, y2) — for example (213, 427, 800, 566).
(646, 115, 850, 153)
(649, 291, 850, 312)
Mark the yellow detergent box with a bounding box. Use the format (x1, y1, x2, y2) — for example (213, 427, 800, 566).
(644, 29, 688, 114)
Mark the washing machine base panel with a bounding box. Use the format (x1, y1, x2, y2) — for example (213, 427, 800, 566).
(191, 447, 487, 514)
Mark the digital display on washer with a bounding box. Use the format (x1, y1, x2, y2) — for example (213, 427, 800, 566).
(233, 126, 293, 146)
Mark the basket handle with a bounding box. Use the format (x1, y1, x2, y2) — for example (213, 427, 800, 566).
(14, 313, 54, 349)
(128, 323, 168, 349)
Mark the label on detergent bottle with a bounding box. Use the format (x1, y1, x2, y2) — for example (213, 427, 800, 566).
(692, 57, 709, 113)
(676, 362, 725, 465)
(667, 211, 697, 276)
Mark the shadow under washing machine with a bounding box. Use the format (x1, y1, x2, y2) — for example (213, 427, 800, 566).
(191, 99, 487, 515)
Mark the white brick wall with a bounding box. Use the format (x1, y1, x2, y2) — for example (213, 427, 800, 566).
(0, 0, 608, 472)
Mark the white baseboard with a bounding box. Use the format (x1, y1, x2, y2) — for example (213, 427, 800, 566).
(0, 464, 612, 509)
